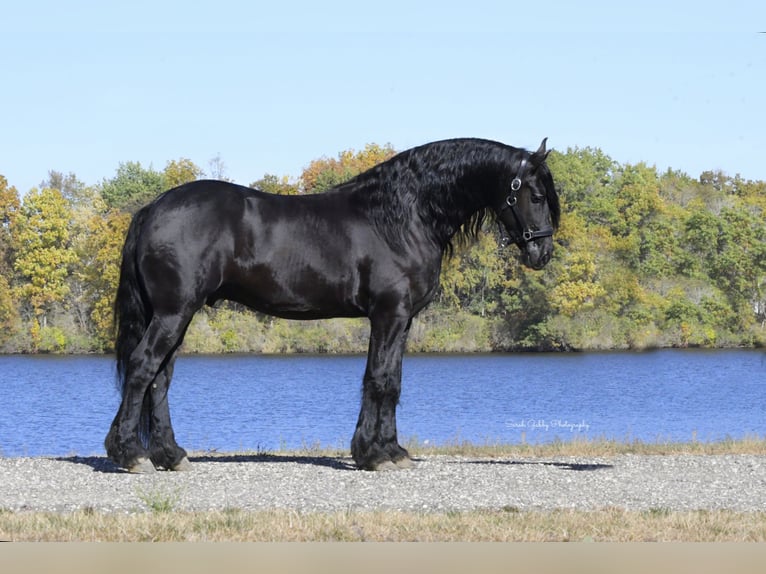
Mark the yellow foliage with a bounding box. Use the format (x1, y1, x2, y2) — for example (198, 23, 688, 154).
(164, 158, 204, 189)
(82, 210, 131, 347)
(301, 143, 396, 193)
(550, 279, 606, 316)
(12, 188, 77, 317)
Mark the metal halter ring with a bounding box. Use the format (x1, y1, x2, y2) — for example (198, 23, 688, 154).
(511, 177, 522, 192)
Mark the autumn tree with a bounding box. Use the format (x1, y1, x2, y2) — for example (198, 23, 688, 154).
(0, 143, 764, 353)
(80, 209, 132, 349)
(439, 232, 508, 316)
(40, 170, 92, 206)
(250, 174, 301, 195)
(12, 188, 77, 348)
(0, 176, 20, 273)
(164, 158, 204, 189)
(300, 143, 396, 194)
(0, 176, 20, 343)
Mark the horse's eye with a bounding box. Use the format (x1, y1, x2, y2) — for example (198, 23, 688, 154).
(531, 192, 545, 204)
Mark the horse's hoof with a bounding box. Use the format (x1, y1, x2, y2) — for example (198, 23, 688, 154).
(128, 458, 156, 474)
(394, 457, 417, 470)
(171, 456, 192, 471)
(372, 460, 399, 471)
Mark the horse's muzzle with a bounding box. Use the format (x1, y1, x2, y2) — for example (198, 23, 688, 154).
(522, 238, 553, 270)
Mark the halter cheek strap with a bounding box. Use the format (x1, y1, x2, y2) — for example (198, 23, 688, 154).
(510, 158, 526, 193)
(496, 157, 554, 247)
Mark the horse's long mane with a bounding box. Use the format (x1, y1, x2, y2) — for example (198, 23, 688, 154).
(327, 138, 559, 252)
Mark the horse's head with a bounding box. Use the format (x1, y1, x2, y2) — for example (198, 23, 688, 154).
(495, 138, 560, 270)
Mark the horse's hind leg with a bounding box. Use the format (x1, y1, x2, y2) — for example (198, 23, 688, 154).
(105, 313, 192, 472)
(148, 349, 191, 471)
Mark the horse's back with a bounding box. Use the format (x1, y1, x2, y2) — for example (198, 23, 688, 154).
(132, 180, 371, 317)
(145, 179, 254, 224)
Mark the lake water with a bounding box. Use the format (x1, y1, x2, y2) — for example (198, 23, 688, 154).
(0, 350, 764, 457)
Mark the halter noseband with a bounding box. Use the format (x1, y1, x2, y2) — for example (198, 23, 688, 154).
(496, 157, 554, 247)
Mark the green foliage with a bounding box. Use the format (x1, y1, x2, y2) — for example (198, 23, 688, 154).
(0, 142, 765, 354)
(135, 485, 181, 513)
(100, 161, 166, 212)
(408, 309, 491, 352)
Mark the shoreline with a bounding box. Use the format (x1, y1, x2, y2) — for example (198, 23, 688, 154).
(3, 435, 766, 462)
(1, 344, 765, 357)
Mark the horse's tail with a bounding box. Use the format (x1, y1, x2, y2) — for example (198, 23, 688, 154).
(113, 206, 152, 444)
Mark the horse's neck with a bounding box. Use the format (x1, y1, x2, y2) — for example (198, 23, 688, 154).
(417, 156, 509, 230)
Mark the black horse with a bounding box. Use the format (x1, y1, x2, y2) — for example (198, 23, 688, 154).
(105, 138, 560, 472)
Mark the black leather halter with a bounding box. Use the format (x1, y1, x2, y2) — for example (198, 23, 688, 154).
(496, 157, 554, 247)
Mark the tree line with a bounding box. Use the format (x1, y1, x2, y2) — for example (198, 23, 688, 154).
(1, 143, 764, 354)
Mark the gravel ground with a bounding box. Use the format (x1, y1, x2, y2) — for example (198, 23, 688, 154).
(1, 453, 765, 514)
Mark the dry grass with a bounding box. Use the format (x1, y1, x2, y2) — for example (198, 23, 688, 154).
(202, 435, 766, 460)
(2, 507, 766, 542)
(2, 437, 765, 542)
(403, 434, 766, 458)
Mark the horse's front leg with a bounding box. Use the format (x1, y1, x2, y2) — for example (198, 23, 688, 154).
(351, 314, 414, 471)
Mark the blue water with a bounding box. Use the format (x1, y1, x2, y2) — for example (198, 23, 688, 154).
(0, 350, 764, 457)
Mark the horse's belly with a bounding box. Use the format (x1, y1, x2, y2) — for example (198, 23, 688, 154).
(218, 263, 367, 320)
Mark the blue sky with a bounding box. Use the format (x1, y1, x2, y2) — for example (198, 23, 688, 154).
(2, 0, 764, 194)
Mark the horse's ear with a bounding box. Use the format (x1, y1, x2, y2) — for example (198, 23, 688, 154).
(531, 137, 550, 166)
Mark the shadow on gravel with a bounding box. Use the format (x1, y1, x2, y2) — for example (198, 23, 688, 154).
(189, 454, 356, 471)
(55, 454, 356, 473)
(55, 456, 127, 473)
(460, 460, 614, 472)
(55, 455, 612, 474)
